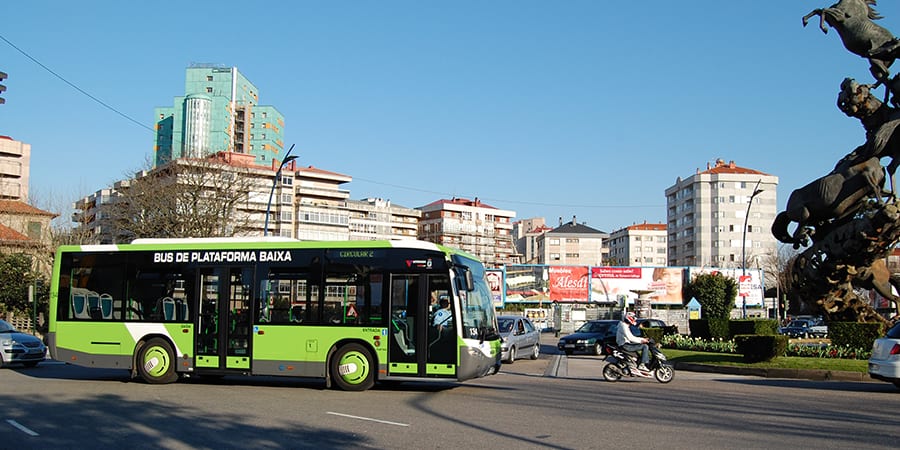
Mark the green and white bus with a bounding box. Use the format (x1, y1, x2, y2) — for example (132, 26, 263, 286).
(48, 238, 501, 391)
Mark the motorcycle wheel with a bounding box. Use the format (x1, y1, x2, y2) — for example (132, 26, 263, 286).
(654, 364, 675, 383)
(602, 363, 622, 382)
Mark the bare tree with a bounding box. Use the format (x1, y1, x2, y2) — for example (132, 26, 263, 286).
(105, 156, 258, 241)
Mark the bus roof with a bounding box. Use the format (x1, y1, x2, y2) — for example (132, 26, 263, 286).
(57, 238, 481, 261)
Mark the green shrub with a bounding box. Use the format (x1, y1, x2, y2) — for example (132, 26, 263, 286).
(640, 327, 664, 343)
(709, 318, 730, 340)
(734, 334, 788, 362)
(729, 319, 778, 336)
(829, 322, 886, 350)
(689, 319, 711, 340)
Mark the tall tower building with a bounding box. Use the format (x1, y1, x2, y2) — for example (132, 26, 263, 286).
(154, 65, 285, 166)
(665, 159, 779, 268)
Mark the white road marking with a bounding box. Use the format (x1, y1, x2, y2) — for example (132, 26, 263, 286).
(6, 419, 39, 436)
(326, 411, 409, 427)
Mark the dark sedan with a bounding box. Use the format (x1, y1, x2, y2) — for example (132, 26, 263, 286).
(0, 319, 46, 368)
(557, 320, 619, 355)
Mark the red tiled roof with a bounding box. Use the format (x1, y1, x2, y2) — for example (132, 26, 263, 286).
(0, 200, 58, 217)
(0, 223, 29, 241)
(627, 223, 666, 231)
(699, 159, 770, 176)
(421, 197, 497, 209)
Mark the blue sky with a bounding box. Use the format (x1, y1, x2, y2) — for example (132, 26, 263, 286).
(1, 1, 896, 233)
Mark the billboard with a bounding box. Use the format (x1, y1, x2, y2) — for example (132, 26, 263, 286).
(590, 267, 685, 306)
(688, 267, 764, 307)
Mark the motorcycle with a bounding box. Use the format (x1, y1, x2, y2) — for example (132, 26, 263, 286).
(602, 339, 674, 383)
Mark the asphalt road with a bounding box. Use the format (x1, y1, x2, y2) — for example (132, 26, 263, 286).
(2, 345, 898, 449)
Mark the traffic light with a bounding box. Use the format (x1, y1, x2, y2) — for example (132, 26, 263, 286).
(0, 70, 6, 104)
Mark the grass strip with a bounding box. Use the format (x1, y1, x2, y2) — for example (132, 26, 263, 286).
(664, 349, 868, 373)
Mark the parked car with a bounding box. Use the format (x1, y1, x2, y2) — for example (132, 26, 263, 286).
(869, 321, 900, 389)
(636, 318, 679, 336)
(779, 319, 822, 338)
(557, 320, 619, 356)
(497, 315, 541, 363)
(0, 319, 46, 368)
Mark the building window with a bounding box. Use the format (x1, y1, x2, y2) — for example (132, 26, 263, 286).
(206, 87, 212, 93)
(549, 238, 559, 245)
(550, 253, 561, 261)
(207, 75, 213, 81)
(566, 238, 579, 243)
(280, 176, 293, 186)
(565, 253, 579, 258)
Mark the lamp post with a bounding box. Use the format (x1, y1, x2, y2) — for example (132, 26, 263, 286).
(264, 144, 297, 236)
(741, 180, 763, 318)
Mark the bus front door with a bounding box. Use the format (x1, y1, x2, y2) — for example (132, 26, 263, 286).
(196, 267, 254, 371)
(387, 274, 456, 378)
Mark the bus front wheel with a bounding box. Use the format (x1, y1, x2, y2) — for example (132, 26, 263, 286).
(137, 338, 178, 384)
(330, 343, 375, 391)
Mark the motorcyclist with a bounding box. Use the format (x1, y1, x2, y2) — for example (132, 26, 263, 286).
(616, 311, 651, 375)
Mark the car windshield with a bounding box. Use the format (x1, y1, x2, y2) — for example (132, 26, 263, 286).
(497, 319, 514, 333)
(788, 321, 807, 327)
(0, 320, 16, 333)
(886, 322, 900, 339)
(577, 322, 612, 333)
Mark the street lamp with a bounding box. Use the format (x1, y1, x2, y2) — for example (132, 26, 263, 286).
(741, 180, 763, 318)
(264, 144, 297, 236)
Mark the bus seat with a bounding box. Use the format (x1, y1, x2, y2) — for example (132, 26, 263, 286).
(392, 319, 415, 356)
(87, 291, 101, 319)
(100, 294, 114, 319)
(71, 289, 90, 319)
(162, 297, 176, 321)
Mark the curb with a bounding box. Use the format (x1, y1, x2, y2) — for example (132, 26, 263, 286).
(673, 362, 871, 382)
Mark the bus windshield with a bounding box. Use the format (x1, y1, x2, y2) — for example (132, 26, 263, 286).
(453, 255, 498, 341)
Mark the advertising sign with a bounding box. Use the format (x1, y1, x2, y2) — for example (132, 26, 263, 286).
(485, 269, 505, 308)
(689, 267, 764, 307)
(590, 266, 685, 305)
(548, 266, 589, 302)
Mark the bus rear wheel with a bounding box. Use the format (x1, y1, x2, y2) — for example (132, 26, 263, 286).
(137, 338, 178, 384)
(330, 343, 374, 391)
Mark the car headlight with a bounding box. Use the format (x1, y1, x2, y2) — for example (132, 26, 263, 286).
(576, 339, 588, 344)
(1, 339, 11, 346)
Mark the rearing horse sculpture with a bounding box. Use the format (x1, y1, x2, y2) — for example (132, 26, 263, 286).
(803, 0, 896, 88)
(771, 156, 886, 248)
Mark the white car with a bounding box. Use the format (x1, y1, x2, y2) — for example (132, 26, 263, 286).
(868, 321, 900, 389)
(497, 315, 540, 363)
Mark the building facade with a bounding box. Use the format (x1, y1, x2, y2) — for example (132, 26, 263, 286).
(154, 65, 285, 167)
(665, 159, 779, 268)
(347, 198, 420, 241)
(0, 135, 30, 201)
(513, 217, 551, 264)
(417, 197, 517, 267)
(535, 217, 608, 266)
(607, 222, 667, 266)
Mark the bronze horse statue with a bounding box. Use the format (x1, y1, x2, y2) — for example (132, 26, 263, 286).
(855, 258, 900, 317)
(772, 156, 886, 248)
(804, 0, 896, 90)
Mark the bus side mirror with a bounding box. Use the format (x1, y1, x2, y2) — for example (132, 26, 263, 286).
(455, 268, 475, 291)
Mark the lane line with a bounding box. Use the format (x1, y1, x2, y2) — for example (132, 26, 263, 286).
(6, 419, 39, 436)
(326, 411, 409, 427)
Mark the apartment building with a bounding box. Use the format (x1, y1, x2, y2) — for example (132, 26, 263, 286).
(534, 216, 608, 266)
(417, 197, 517, 267)
(0, 135, 29, 201)
(347, 197, 420, 241)
(665, 159, 779, 268)
(513, 217, 552, 264)
(154, 65, 285, 167)
(73, 152, 352, 243)
(607, 222, 667, 266)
